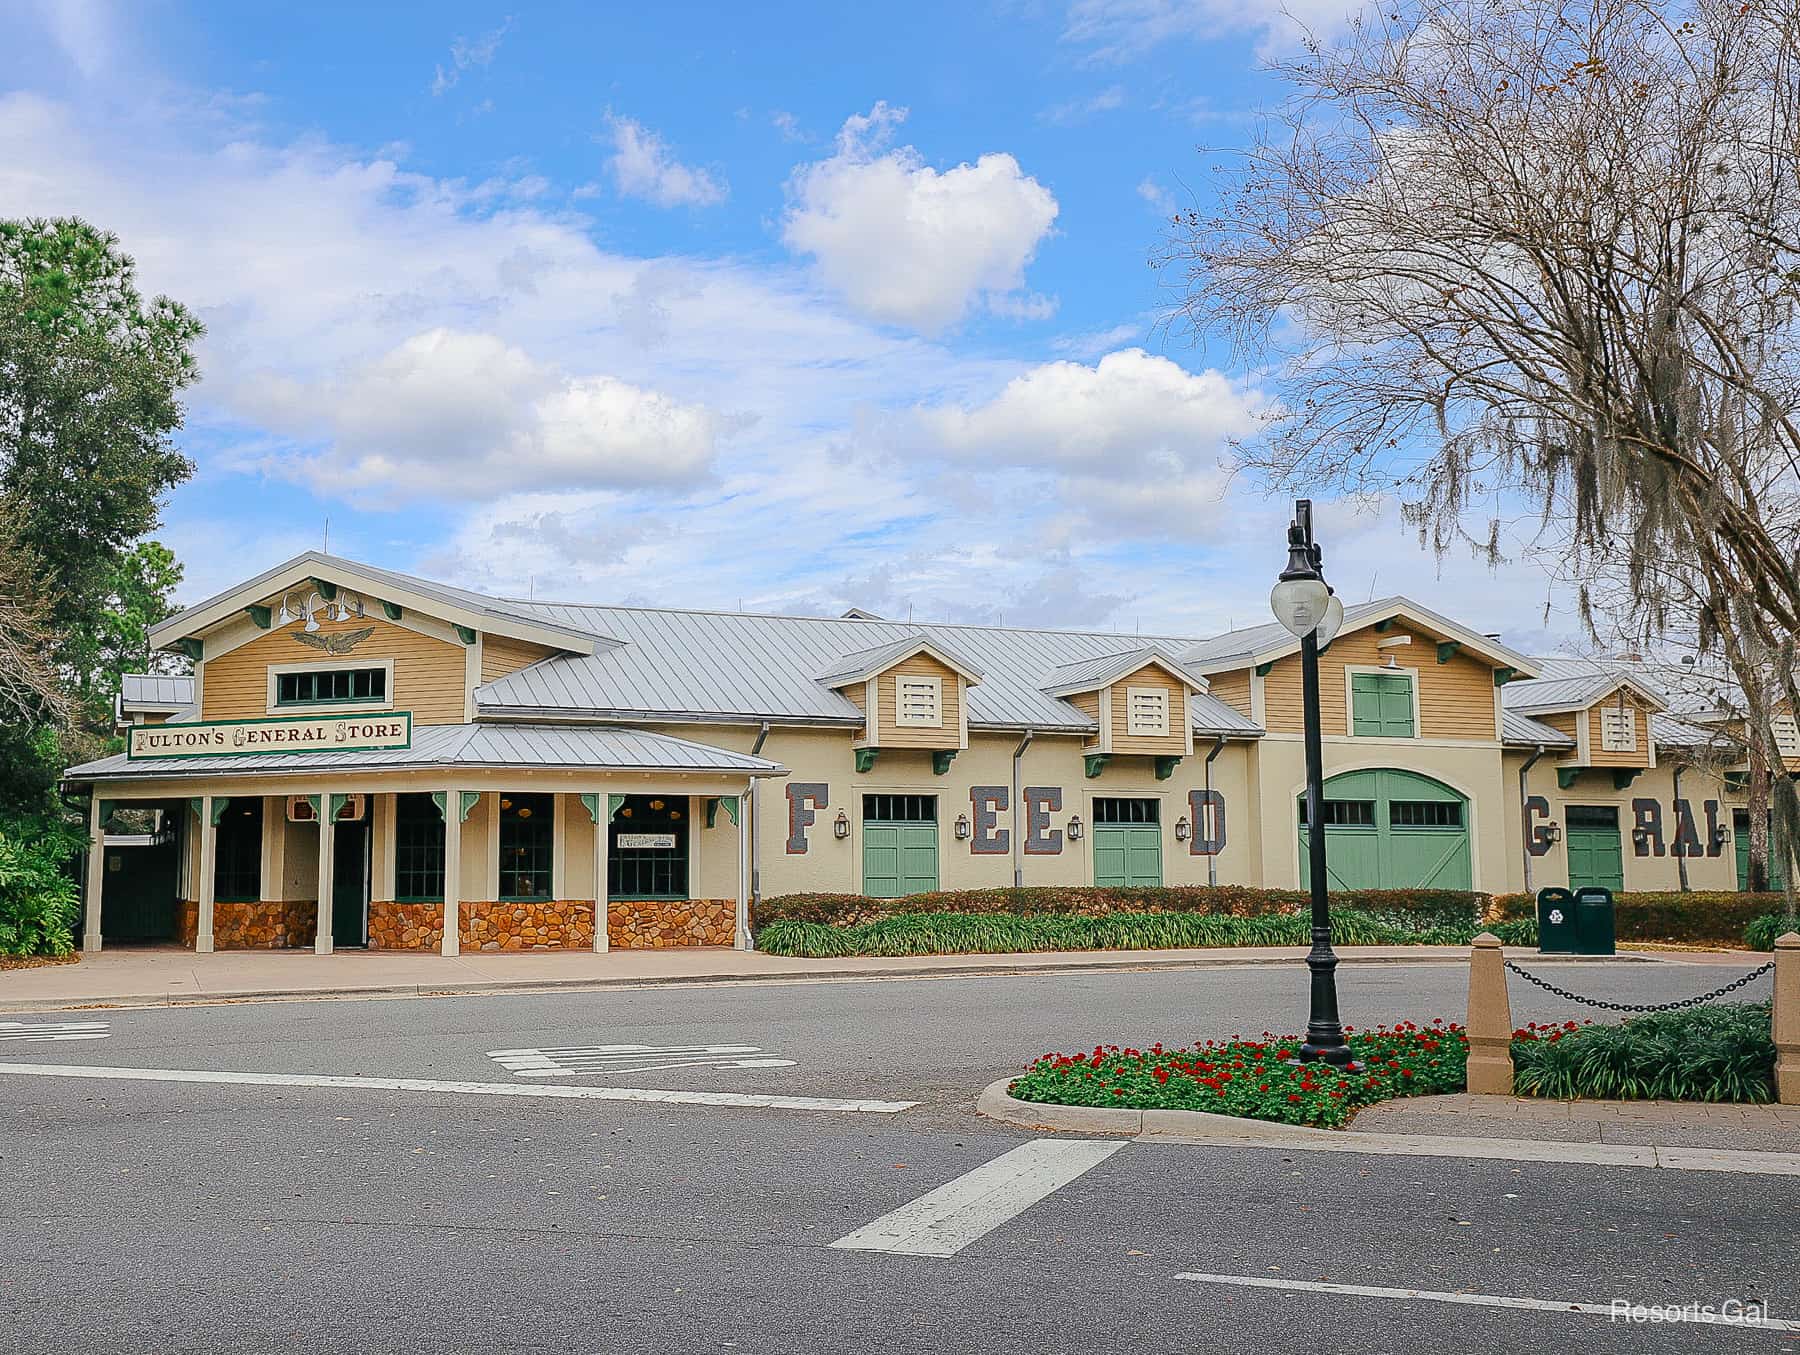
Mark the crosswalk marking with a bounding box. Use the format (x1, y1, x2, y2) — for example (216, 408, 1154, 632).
(0, 1021, 109, 1043)
(830, 1138, 1126, 1258)
(488, 1043, 797, 1078)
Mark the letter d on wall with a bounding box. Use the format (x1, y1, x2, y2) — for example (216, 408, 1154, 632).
(786, 783, 827, 854)
(1188, 788, 1226, 855)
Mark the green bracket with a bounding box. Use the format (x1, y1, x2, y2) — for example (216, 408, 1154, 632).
(1253, 662, 1274, 677)
(608, 793, 628, 822)
(303, 794, 322, 821)
(189, 796, 204, 821)
(1612, 768, 1643, 790)
(932, 750, 957, 776)
(579, 792, 601, 824)
(431, 791, 448, 821)
(210, 797, 231, 826)
(1436, 640, 1462, 664)
(97, 799, 118, 829)
(459, 791, 481, 822)
(245, 604, 272, 630)
(1494, 667, 1518, 687)
(328, 793, 351, 821)
(855, 747, 879, 773)
(380, 599, 403, 621)
(1556, 767, 1582, 790)
(1373, 619, 1393, 633)
(310, 577, 338, 601)
(174, 637, 204, 664)
(1085, 753, 1110, 779)
(453, 624, 478, 646)
(707, 796, 741, 828)
(1154, 756, 1181, 781)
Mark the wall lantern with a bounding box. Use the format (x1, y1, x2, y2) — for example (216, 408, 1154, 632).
(834, 810, 850, 840)
(954, 812, 971, 841)
(1712, 826, 1731, 848)
(1546, 823, 1562, 844)
(1631, 826, 1650, 847)
(1174, 815, 1192, 843)
(1067, 814, 1084, 841)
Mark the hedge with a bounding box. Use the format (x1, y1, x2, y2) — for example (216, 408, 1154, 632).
(0, 828, 81, 957)
(1492, 891, 1789, 946)
(1744, 913, 1800, 950)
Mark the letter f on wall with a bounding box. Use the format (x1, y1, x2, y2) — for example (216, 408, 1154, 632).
(786, 782, 827, 853)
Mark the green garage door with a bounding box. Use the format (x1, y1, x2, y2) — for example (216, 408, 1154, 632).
(1734, 809, 1787, 891)
(1093, 798, 1163, 887)
(1299, 769, 1471, 890)
(1565, 806, 1624, 892)
(862, 794, 939, 898)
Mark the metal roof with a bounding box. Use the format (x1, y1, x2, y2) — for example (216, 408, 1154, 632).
(1500, 709, 1577, 748)
(64, 723, 787, 783)
(1039, 647, 1202, 697)
(1502, 659, 1668, 715)
(1180, 596, 1537, 676)
(119, 674, 195, 710)
(814, 635, 986, 686)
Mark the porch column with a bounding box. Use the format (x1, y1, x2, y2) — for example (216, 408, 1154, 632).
(736, 783, 751, 951)
(196, 795, 217, 954)
(83, 794, 105, 954)
(593, 794, 609, 954)
(441, 788, 462, 957)
(314, 795, 334, 956)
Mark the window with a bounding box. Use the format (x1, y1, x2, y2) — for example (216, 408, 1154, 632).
(609, 795, 689, 899)
(394, 793, 445, 902)
(498, 793, 554, 901)
(1390, 800, 1463, 828)
(863, 794, 938, 823)
(213, 799, 262, 902)
(1599, 702, 1637, 752)
(1566, 805, 1620, 830)
(1126, 686, 1170, 737)
(1298, 799, 1376, 828)
(275, 666, 387, 707)
(1350, 671, 1415, 737)
(895, 675, 943, 727)
(1093, 797, 1160, 824)
(1774, 714, 1800, 759)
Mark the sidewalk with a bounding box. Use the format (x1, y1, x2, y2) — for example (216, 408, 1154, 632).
(1352, 1093, 1800, 1155)
(0, 942, 1670, 1012)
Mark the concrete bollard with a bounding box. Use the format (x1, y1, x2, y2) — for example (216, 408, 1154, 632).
(1466, 931, 1515, 1096)
(1776, 933, 1800, 1107)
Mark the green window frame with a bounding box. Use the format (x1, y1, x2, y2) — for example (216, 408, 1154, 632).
(213, 799, 262, 903)
(275, 667, 388, 707)
(393, 792, 445, 903)
(1350, 671, 1415, 738)
(498, 793, 554, 901)
(609, 795, 689, 901)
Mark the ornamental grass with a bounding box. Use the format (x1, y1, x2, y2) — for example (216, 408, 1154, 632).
(1008, 1021, 1468, 1129)
(1511, 1003, 1776, 1104)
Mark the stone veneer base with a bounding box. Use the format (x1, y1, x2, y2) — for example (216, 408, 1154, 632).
(460, 900, 596, 951)
(176, 899, 318, 950)
(368, 901, 445, 951)
(609, 897, 735, 948)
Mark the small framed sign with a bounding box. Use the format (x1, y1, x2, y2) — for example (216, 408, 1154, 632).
(616, 832, 677, 850)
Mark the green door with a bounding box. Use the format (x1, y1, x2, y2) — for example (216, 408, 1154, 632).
(1565, 807, 1624, 892)
(861, 794, 939, 898)
(1092, 799, 1163, 887)
(332, 820, 369, 947)
(1735, 810, 1787, 891)
(1299, 769, 1471, 890)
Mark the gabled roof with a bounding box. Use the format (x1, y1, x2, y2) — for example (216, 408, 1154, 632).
(1040, 647, 1205, 698)
(1502, 660, 1669, 716)
(148, 553, 599, 656)
(1500, 709, 1577, 748)
(1180, 596, 1537, 678)
(814, 635, 985, 687)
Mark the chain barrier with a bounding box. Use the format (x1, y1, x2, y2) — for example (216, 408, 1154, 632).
(1503, 960, 1775, 1014)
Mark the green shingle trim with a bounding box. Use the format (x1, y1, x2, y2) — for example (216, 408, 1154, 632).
(380, 599, 403, 621)
(1557, 767, 1582, 790)
(244, 604, 272, 630)
(453, 624, 477, 646)
(932, 750, 957, 776)
(1084, 753, 1110, 779)
(855, 747, 880, 773)
(1436, 640, 1462, 664)
(1154, 756, 1181, 781)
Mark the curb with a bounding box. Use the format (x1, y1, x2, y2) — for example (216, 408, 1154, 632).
(0, 946, 1667, 1014)
(976, 1077, 1339, 1143)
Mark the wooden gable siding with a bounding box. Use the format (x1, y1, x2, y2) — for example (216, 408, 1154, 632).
(1068, 689, 1102, 740)
(1104, 663, 1189, 756)
(1206, 668, 1252, 718)
(872, 654, 963, 749)
(1261, 621, 1497, 740)
(1538, 710, 1581, 744)
(201, 611, 467, 725)
(481, 635, 556, 683)
(1578, 692, 1655, 767)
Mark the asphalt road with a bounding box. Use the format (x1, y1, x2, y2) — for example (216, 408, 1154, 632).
(2, 959, 1792, 1354)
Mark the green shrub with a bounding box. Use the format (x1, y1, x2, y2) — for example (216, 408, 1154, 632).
(1491, 891, 1783, 945)
(1511, 1003, 1775, 1103)
(1744, 913, 1798, 951)
(0, 825, 81, 957)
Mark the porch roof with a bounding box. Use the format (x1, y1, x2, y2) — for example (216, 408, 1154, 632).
(63, 723, 788, 784)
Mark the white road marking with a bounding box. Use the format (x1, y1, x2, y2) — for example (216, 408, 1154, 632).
(831, 1138, 1126, 1258)
(0, 1062, 913, 1113)
(1174, 1274, 1800, 1334)
(487, 1043, 798, 1078)
(0, 1021, 108, 1043)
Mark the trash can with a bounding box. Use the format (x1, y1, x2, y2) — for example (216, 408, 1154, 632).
(1572, 887, 1616, 956)
(1536, 888, 1577, 953)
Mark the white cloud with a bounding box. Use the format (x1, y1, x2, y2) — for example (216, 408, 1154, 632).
(1065, 0, 1364, 59)
(1039, 85, 1127, 126)
(770, 110, 809, 143)
(432, 17, 514, 95)
(1052, 321, 1142, 358)
(603, 112, 728, 208)
(1137, 176, 1176, 214)
(781, 102, 1060, 334)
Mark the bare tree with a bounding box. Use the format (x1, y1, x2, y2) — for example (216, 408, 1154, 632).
(0, 512, 70, 730)
(1165, 0, 1800, 900)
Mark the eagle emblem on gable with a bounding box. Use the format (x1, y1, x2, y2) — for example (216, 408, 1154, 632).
(291, 626, 375, 656)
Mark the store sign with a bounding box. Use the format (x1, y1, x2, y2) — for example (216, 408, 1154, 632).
(617, 832, 677, 850)
(127, 712, 413, 760)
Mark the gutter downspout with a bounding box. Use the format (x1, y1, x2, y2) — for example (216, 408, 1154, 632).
(1204, 735, 1226, 887)
(747, 722, 770, 928)
(1519, 745, 1547, 895)
(1011, 730, 1034, 888)
(1673, 763, 1690, 891)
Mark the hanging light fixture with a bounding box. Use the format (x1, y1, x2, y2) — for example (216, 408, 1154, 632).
(954, 813, 971, 841)
(834, 810, 850, 840)
(1175, 815, 1192, 843)
(1067, 814, 1084, 841)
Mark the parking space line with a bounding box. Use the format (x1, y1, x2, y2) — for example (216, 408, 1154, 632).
(0, 1062, 914, 1113)
(831, 1138, 1125, 1258)
(1174, 1274, 1800, 1334)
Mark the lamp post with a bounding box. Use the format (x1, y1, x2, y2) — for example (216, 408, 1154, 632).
(1269, 499, 1353, 1066)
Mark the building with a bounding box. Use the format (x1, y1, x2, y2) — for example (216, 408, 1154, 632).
(63, 552, 1769, 955)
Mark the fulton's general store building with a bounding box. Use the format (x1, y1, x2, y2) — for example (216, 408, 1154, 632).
(65, 553, 1787, 956)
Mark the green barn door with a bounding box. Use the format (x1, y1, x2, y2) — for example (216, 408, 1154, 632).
(1092, 799, 1163, 887)
(1565, 807, 1624, 892)
(1300, 769, 1470, 890)
(861, 795, 939, 898)
(1734, 810, 1787, 891)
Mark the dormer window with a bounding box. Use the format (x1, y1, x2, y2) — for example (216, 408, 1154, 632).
(268, 659, 393, 712)
(1126, 686, 1170, 737)
(1599, 703, 1637, 752)
(896, 675, 943, 727)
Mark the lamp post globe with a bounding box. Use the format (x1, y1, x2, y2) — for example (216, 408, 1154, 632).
(1269, 575, 1331, 639)
(1314, 593, 1345, 648)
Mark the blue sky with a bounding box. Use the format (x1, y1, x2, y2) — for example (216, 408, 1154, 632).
(1, 0, 1578, 647)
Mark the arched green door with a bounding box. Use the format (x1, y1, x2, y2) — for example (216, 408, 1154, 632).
(1299, 769, 1472, 890)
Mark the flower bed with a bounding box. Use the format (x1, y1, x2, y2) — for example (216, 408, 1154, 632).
(1008, 1021, 1469, 1129)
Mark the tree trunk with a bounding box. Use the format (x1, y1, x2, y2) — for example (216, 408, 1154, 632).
(1748, 744, 1772, 894)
